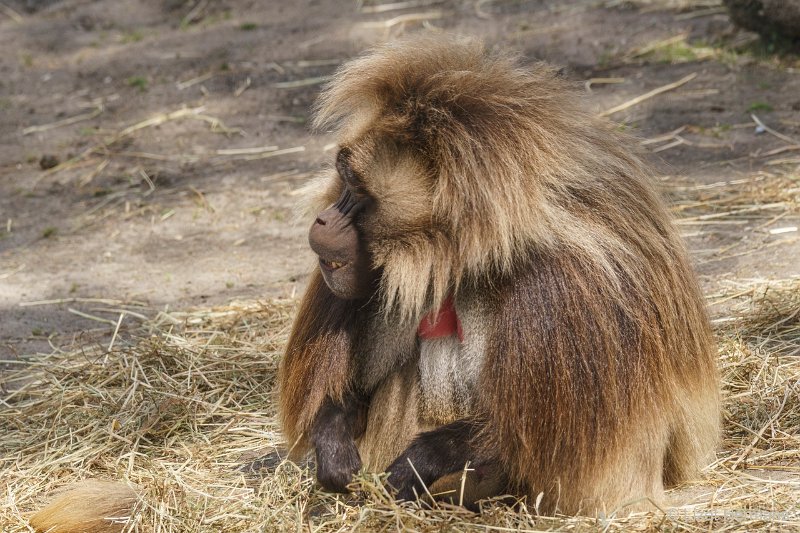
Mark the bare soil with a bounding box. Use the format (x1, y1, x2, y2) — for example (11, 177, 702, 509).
(1, 1, 798, 363)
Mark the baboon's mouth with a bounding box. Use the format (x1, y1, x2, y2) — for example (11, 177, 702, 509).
(320, 258, 348, 271)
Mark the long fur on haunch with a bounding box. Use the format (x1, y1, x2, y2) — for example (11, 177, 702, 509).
(29, 480, 137, 533)
(278, 271, 357, 453)
(280, 35, 720, 514)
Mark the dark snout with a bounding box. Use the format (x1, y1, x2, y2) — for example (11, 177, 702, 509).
(308, 207, 374, 299)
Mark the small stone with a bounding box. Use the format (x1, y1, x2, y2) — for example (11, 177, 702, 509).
(39, 154, 59, 170)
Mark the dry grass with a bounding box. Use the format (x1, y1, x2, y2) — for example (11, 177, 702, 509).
(1, 276, 799, 531)
(662, 168, 800, 268)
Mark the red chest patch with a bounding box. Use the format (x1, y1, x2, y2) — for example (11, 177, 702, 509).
(417, 295, 464, 342)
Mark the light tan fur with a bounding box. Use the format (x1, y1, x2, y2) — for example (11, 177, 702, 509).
(357, 361, 430, 471)
(280, 34, 720, 515)
(29, 480, 137, 533)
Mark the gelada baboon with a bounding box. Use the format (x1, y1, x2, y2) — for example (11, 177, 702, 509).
(279, 35, 720, 514)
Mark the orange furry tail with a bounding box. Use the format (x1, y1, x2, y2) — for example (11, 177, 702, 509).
(29, 480, 137, 533)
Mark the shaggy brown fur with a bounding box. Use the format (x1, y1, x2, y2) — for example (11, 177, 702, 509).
(278, 270, 355, 452)
(280, 34, 720, 515)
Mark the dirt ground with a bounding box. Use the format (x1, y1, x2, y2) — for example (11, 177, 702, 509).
(1, 0, 799, 362)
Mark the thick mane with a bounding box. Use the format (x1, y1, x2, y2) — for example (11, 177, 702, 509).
(314, 35, 677, 320)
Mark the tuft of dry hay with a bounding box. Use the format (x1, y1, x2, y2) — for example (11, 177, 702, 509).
(663, 168, 800, 266)
(667, 171, 799, 225)
(717, 278, 800, 472)
(2, 283, 800, 531)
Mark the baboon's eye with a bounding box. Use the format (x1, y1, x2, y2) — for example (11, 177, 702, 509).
(335, 148, 366, 194)
(335, 148, 352, 183)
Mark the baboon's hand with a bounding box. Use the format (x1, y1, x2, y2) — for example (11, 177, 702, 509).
(385, 453, 426, 501)
(385, 420, 478, 502)
(315, 434, 362, 493)
(310, 395, 368, 493)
